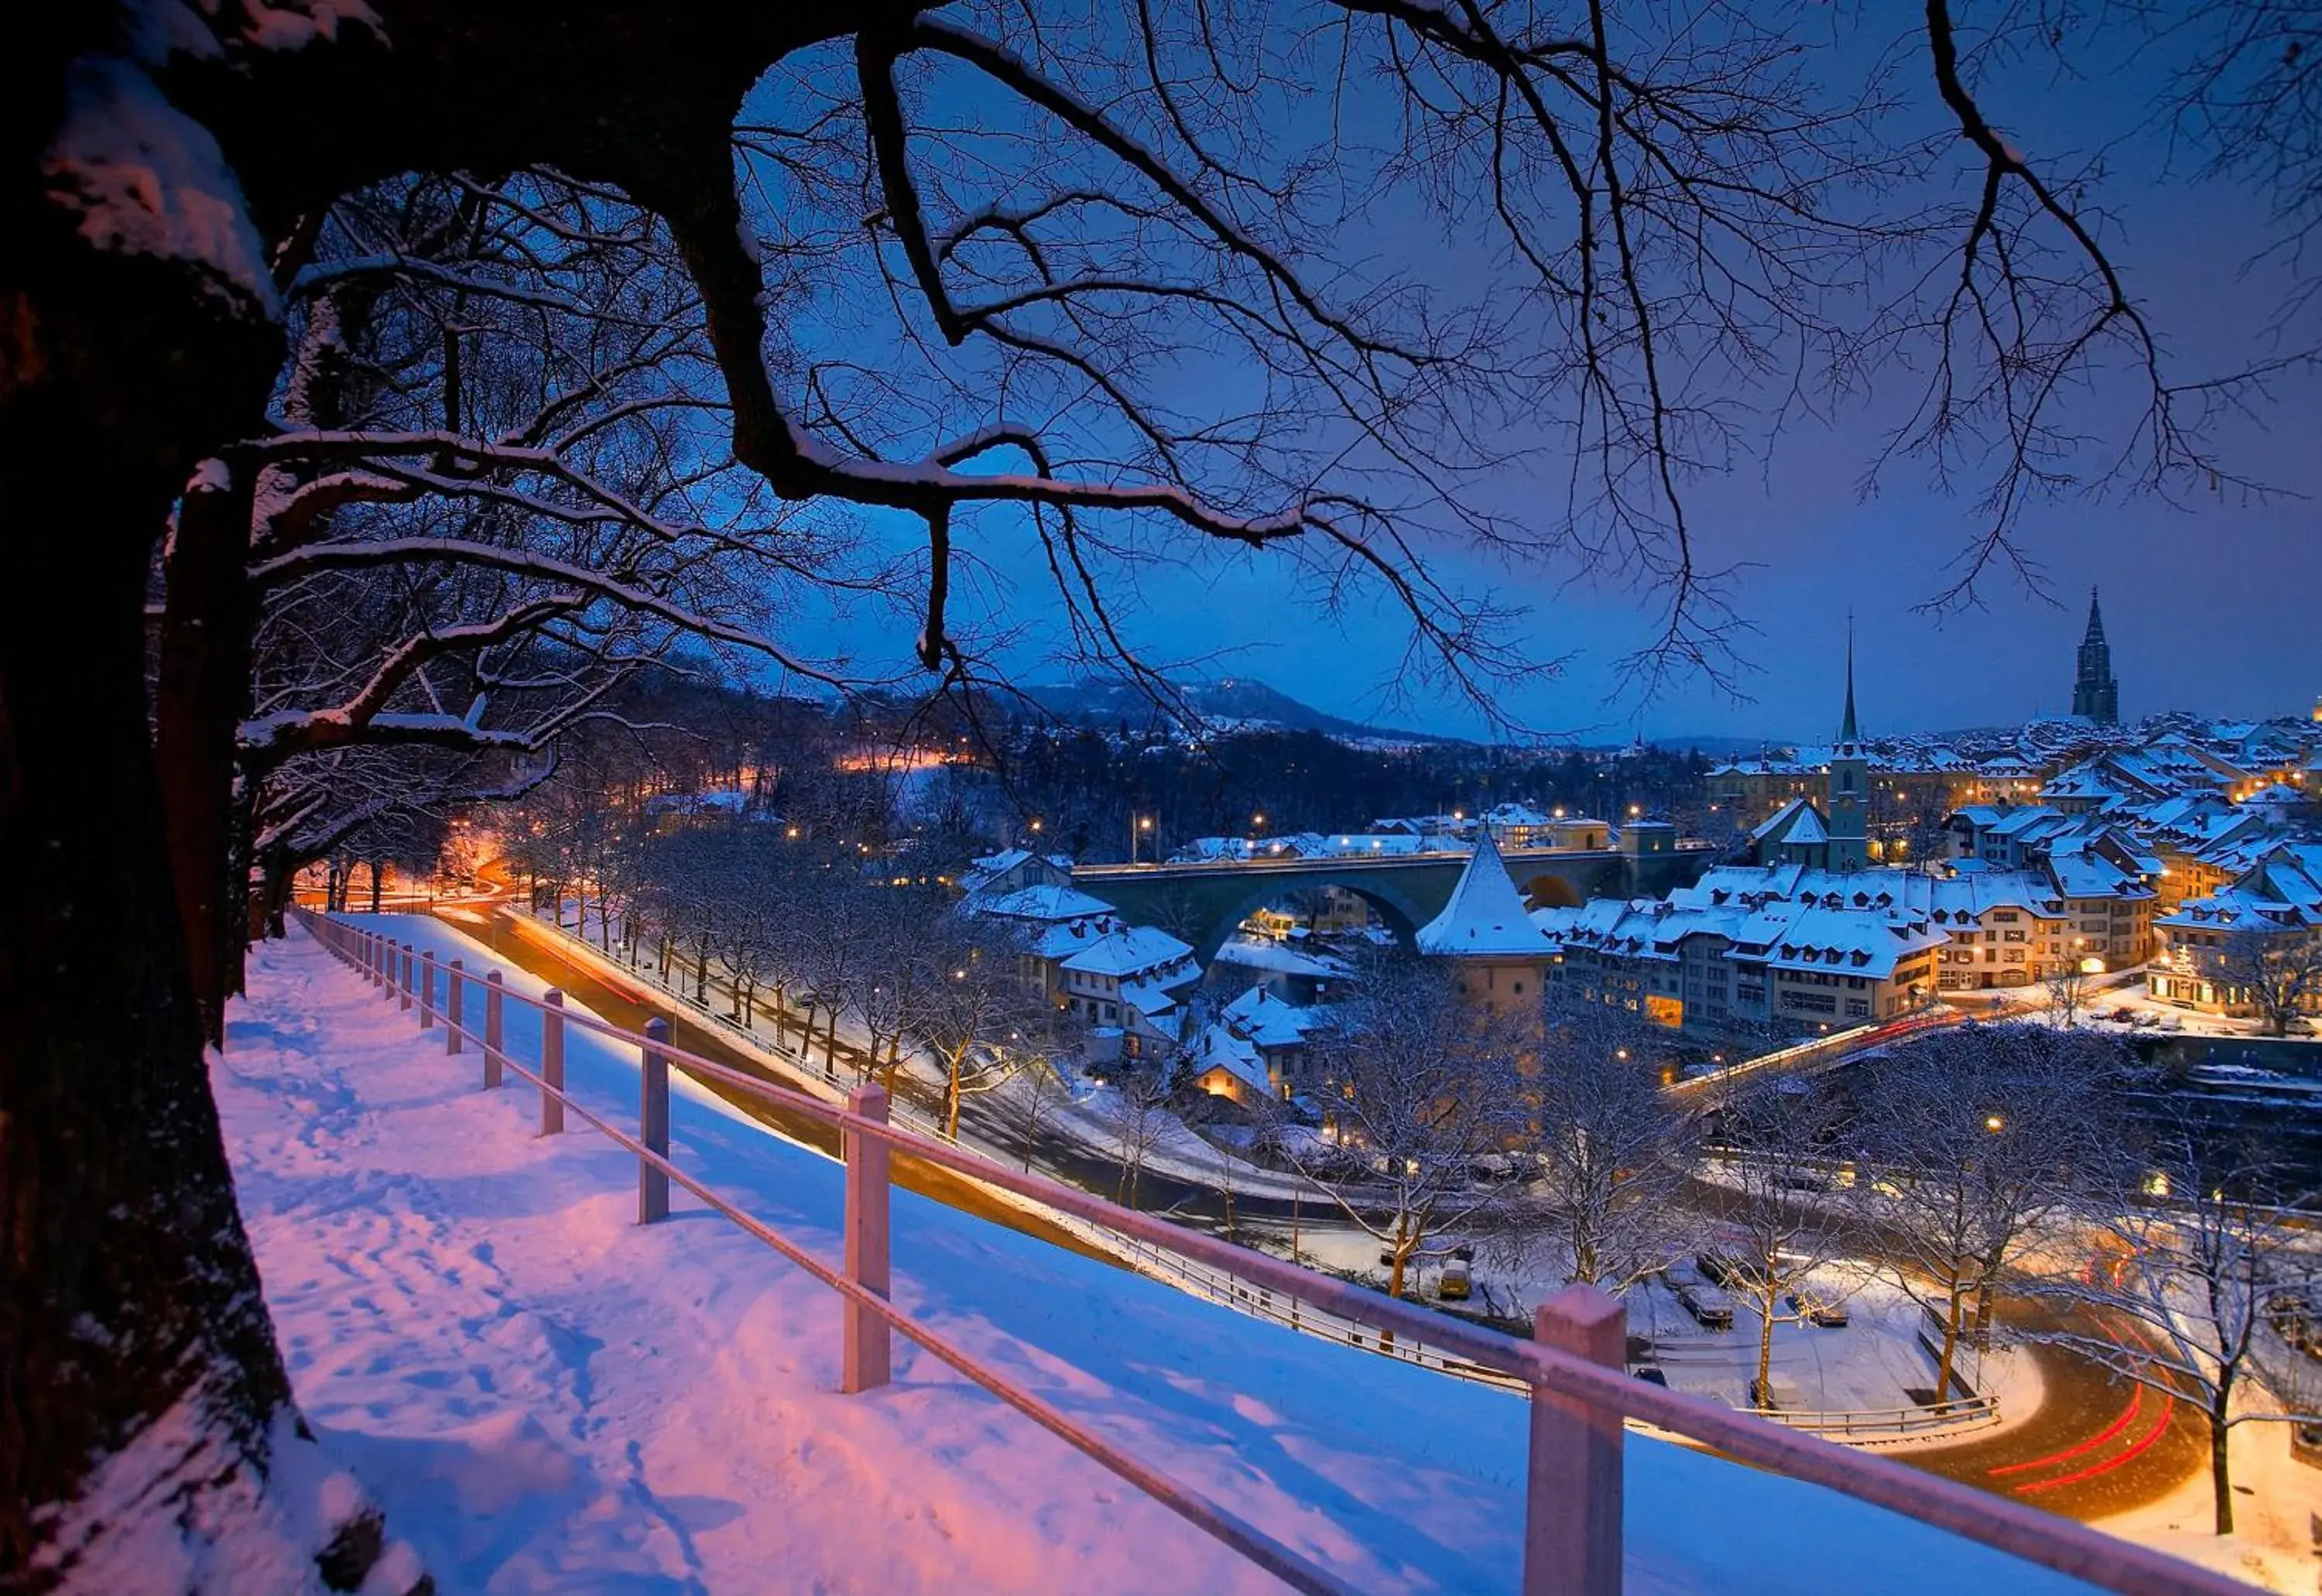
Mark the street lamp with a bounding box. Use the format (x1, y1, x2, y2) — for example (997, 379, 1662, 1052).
(1985, 1114, 2005, 1133)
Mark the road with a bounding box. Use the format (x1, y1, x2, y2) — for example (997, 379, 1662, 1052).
(1906, 1298, 2211, 1522)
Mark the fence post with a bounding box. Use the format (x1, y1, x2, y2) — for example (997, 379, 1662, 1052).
(539, 988, 563, 1129)
(842, 1081, 892, 1394)
(420, 950, 437, 1029)
(446, 959, 464, 1055)
(1524, 1284, 1626, 1596)
(374, 933, 388, 993)
(399, 944, 413, 1012)
(485, 971, 505, 1091)
(638, 1017, 671, 1223)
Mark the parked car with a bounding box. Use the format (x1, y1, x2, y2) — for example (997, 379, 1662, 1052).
(1786, 1287, 1850, 1328)
(1438, 1256, 1473, 1301)
(1664, 1262, 1735, 1330)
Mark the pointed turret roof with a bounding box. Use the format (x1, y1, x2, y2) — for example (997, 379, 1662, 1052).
(2082, 587, 2107, 646)
(1416, 833, 1553, 957)
(1837, 615, 1860, 745)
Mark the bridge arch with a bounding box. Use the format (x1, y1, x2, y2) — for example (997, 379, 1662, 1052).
(1522, 875, 1584, 911)
(1199, 876, 1428, 963)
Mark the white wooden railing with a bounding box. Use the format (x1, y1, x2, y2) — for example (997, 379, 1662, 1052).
(300, 911, 2240, 1596)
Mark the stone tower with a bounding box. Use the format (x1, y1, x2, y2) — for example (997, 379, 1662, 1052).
(1827, 620, 1869, 871)
(2071, 587, 2120, 725)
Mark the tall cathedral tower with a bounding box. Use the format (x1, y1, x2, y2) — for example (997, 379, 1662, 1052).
(2071, 587, 2120, 725)
(1828, 620, 1869, 871)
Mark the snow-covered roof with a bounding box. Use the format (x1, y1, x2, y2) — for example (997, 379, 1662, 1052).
(1750, 796, 1828, 847)
(1415, 834, 1553, 958)
(1211, 936, 1352, 980)
(973, 883, 1119, 923)
(1060, 923, 1197, 979)
(1030, 915, 1126, 959)
(1221, 986, 1327, 1049)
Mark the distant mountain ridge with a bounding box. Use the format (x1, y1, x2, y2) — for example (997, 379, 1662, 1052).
(1021, 676, 1467, 745)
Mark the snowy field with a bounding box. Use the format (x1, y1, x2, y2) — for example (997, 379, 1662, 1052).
(214, 920, 2125, 1594)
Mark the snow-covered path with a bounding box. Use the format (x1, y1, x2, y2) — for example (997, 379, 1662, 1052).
(216, 926, 2105, 1594)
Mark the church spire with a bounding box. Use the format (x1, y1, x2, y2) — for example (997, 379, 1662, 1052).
(1838, 614, 1859, 745)
(2072, 586, 2120, 725)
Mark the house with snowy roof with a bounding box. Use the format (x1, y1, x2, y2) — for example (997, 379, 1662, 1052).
(957, 848, 1076, 899)
(1649, 858, 2135, 992)
(1414, 833, 1556, 1023)
(2150, 841, 2322, 1026)
(1056, 923, 1203, 1065)
(1186, 988, 1331, 1105)
(1534, 881, 1944, 1036)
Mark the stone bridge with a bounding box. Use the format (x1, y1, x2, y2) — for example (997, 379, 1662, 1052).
(1074, 842, 1714, 960)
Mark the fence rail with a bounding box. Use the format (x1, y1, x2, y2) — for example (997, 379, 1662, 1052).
(298, 909, 2239, 1596)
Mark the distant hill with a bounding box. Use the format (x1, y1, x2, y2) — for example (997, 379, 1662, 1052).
(1020, 676, 1468, 745)
(1634, 734, 1787, 757)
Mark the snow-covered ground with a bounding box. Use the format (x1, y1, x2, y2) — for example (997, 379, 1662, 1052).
(1275, 1226, 2031, 1434)
(2098, 1425, 2322, 1592)
(217, 921, 2128, 1594)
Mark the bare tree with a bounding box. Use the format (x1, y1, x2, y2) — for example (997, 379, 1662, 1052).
(1292, 953, 1529, 1305)
(1015, 1053, 1075, 1174)
(1104, 1062, 1178, 1210)
(2032, 1121, 2322, 1535)
(1852, 1024, 2119, 1406)
(1701, 1077, 1853, 1409)
(2218, 929, 2322, 1037)
(2040, 959, 2098, 1030)
(1494, 998, 1695, 1293)
(916, 916, 1053, 1139)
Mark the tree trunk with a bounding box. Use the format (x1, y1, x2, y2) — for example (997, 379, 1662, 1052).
(2209, 1403, 2234, 1534)
(1755, 1287, 1779, 1406)
(0, 208, 391, 1581)
(153, 458, 257, 1050)
(1934, 1265, 1964, 1411)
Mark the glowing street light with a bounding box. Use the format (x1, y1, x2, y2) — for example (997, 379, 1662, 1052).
(1985, 1114, 2005, 1133)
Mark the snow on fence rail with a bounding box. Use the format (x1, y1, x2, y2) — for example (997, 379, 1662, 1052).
(301, 911, 2235, 1596)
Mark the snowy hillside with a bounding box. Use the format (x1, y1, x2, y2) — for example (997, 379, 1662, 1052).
(215, 919, 2108, 1594)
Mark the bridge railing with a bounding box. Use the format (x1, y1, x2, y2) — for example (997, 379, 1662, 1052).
(296, 910, 2236, 1596)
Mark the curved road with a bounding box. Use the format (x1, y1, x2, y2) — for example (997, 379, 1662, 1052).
(1906, 1300, 2211, 1522)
